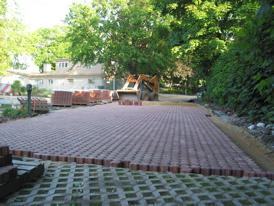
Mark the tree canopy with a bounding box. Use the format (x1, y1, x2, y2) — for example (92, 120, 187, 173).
(152, 0, 260, 79)
(65, 0, 175, 77)
(30, 26, 70, 71)
(208, 0, 274, 122)
(0, 1, 70, 74)
(0, 0, 30, 75)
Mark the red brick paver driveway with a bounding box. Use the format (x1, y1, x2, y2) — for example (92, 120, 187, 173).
(0, 104, 266, 178)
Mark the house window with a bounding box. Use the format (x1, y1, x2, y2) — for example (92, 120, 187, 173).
(68, 79, 74, 84)
(35, 79, 43, 85)
(88, 78, 95, 84)
(58, 62, 68, 68)
(48, 79, 53, 84)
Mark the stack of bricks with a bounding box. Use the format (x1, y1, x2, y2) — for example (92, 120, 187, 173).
(51, 90, 73, 106)
(0, 145, 17, 185)
(17, 97, 50, 112)
(72, 90, 90, 105)
(118, 100, 142, 106)
(90, 90, 101, 102)
(100, 90, 112, 101)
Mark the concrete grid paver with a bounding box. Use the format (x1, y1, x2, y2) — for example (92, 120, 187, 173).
(0, 104, 274, 204)
(0, 159, 273, 205)
(0, 104, 270, 177)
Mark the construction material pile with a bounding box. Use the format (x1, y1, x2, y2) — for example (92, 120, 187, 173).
(0, 145, 16, 186)
(51, 89, 118, 106)
(17, 97, 49, 113)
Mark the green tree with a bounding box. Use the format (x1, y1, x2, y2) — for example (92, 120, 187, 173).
(11, 80, 22, 95)
(153, 0, 259, 79)
(208, 0, 274, 122)
(30, 26, 70, 71)
(0, 0, 30, 75)
(162, 60, 197, 92)
(0, 0, 9, 75)
(65, 0, 175, 77)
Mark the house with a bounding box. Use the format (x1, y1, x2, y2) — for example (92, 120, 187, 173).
(3, 58, 107, 90)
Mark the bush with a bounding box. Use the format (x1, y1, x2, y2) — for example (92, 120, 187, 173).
(0, 104, 12, 109)
(31, 88, 51, 97)
(11, 80, 24, 95)
(207, 7, 274, 123)
(2, 106, 28, 119)
(160, 88, 195, 95)
(161, 88, 184, 94)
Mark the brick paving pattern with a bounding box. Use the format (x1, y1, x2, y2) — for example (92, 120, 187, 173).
(0, 104, 270, 178)
(1, 160, 273, 205)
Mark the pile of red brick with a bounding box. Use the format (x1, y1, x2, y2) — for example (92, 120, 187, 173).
(72, 90, 91, 105)
(0, 145, 17, 185)
(89, 89, 114, 102)
(17, 97, 50, 113)
(51, 90, 73, 106)
(118, 100, 142, 106)
(51, 89, 117, 106)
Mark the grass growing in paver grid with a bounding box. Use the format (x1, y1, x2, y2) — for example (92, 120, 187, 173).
(123, 186, 134, 191)
(230, 193, 241, 198)
(200, 182, 211, 187)
(238, 199, 253, 205)
(254, 198, 269, 204)
(1, 159, 274, 205)
(221, 187, 233, 192)
(18, 190, 31, 195)
(125, 193, 137, 198)
(37, 190, 48, 194)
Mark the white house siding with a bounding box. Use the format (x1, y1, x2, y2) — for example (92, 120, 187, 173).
(4, 59, 107, 90)
(2, 74, 23, 85)
(27, 75, 105, 90)
(37, 76, 104, 90)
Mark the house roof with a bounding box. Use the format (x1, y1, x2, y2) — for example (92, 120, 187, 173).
(7, 58, 104, 78)
(54, 58, 70, 62)
(7, 69, 103, 78)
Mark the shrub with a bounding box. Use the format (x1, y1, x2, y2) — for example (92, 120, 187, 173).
(207, 7, 274, 123)
(161, 88, 184, 94)
(11, 80, 25, 95)
(31, 88, 51, 97)
(160, 88, 195, 95)
(2, 106, 28, 119)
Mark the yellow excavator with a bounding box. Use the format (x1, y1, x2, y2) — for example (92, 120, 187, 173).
(117, 74, 159, 101)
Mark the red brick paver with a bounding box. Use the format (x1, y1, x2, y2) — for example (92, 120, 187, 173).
(0, 104, 268, 178)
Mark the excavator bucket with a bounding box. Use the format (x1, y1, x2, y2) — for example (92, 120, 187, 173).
(116, 89, 141, 101)
(117, 74, 159, 101)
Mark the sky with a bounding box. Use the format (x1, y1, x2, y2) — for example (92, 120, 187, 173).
(8, 0, 90, 30)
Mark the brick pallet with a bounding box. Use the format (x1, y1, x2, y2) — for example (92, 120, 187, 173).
(51, 90, 73, 106)
(90, 90, 102, 102)
(17, 97, 50, 112)
(72, 90, 90, 105)
(118, 100, 142, 106)
(101, 90, 112, 102)
(52, 89, 114, 106)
